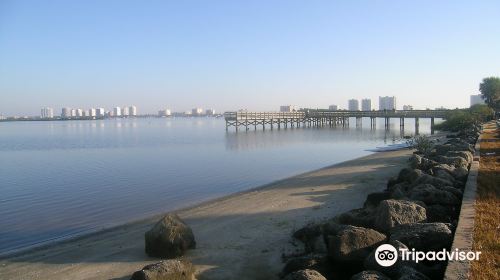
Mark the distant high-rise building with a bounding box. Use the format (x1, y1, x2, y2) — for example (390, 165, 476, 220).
(192, 108, 203, 116)
(76, 109, 83, 117)
(403, 105, 414, 110)
(96, 108, 105, 117)
(61, 107, 71, 118)
(89, 108, 96, 117)
(113, 107, 122, 117)
(329, 105, 338, 111)
(70, 109, 77, 117)
(379, 96, 397, 110)
(348, 99, 359, 111)
(361, 99, 371, 111)
(122, 106, 130, 116)
(206, 109, 216, 116)
(129, 106, 137, 116)
(158, 109, 171, 117)
(280, 105, 296, 112)
(41, 107, 54, 118)
(470, 94, 485, 107)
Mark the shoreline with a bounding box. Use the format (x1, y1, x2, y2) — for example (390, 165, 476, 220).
(0, 149, 413, 280)
(0, 151, 378, 259)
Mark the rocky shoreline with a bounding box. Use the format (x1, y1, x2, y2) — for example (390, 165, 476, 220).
(276, 127, 481, 280)
(125, 125, 480, 280)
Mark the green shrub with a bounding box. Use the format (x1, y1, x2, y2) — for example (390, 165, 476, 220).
(406, 135, 433, 155)
(434, 105, 493, 132)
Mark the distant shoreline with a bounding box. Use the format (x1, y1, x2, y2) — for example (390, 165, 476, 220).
(0, 115, 223, 122)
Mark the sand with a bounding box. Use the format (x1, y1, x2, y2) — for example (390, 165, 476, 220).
(0, 149, 412, 280)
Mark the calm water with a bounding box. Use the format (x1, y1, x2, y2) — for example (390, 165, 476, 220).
(0, 117, 438, 254)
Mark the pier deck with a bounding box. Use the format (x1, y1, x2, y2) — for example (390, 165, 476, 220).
(224, 109, 449, 134)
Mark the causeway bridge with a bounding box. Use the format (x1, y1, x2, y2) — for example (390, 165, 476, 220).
(224, 109, 449, 134)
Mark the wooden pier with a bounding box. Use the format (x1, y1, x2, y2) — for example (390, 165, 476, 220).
(224, 109, 449, 134)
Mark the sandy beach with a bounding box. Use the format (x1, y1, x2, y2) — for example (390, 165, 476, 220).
(0, 149, 412, 280)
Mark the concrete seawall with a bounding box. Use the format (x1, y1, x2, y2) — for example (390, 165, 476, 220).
(444, 130, 482, 280)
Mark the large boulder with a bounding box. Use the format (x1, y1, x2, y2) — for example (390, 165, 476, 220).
(390, 223, 452, 252)
(452, 166, 469, 181)
(409, 155, 437, 171)
(374, 200, 427, 233)
(281, 255, 330, 278)
(433, 169, 456, 184)
(293, 223, 324, 253)
(396, 168, 425, 184)
(446, 151, 473, 164)
(435, 143, 473, 154)
(335, 208, 375, 229)
(435, 156, 468, 169)
(408, 184, 460, 205)
(350, 270, 390, 280)
(431, 164, 456, 175)
(411, 174, 454, 189)
(327, 225, 386, 262)
(131, 259, 195, 280)
(364, 192, 392, 210)
(282, 269, 327, 280)
(145, 214, 196, 258)
(425, 204, 458, 223)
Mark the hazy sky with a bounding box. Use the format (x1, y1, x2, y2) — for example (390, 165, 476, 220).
(1, 0, 500, 115)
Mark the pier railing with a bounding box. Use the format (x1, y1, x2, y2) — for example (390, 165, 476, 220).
(224, 111, 306, 120)
(224, 110, 449, 121)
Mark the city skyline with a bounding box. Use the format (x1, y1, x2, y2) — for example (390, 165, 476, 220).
(1, 1, 500, 115)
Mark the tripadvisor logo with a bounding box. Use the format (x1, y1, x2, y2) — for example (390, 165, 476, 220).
(375, 244, 398, 267)
(375, 244, 481, 267)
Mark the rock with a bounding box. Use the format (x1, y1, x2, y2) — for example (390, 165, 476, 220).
(397, 168, 424, 184)
(364, 240, 414, 277)
(311, 235, 328, 254)
(408, 184, 460, 205)
(282, 269, 327, 280)
(446, 151, 473, 164)
(327, 225, 386, 262)
(293, 223, 323, 252)
(435, 143, 474, 154)
(145, 214, 196, 258)
(351, 270, 390, 280)
(395, 266, 430, 280)
(131, 259, 195, 280)
(364, 192, 392, 210)
(294, 223, 322, 242)
(374, 200, 427, 233)
(452, 166, 469, 181)
(409, 155, 437, 171)
(390, 223, 452, 252)
(335, 208, 375, 229)
(436, 156, 468, 169)
(425, 204, 458, 223)
(389, 184, 408, 199)
(322, 221, 348, 237)
(434, 185, 462, 199)
(411, 174, 454, 189)
(387, 177, 398, 190)
(433, 169, 456, 184)
(282, 255, 330, 278)
(431, 164, 456, 175)
(408, 154, 422, 169)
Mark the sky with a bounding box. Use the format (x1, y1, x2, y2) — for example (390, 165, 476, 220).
(1, 0, 500, 116)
